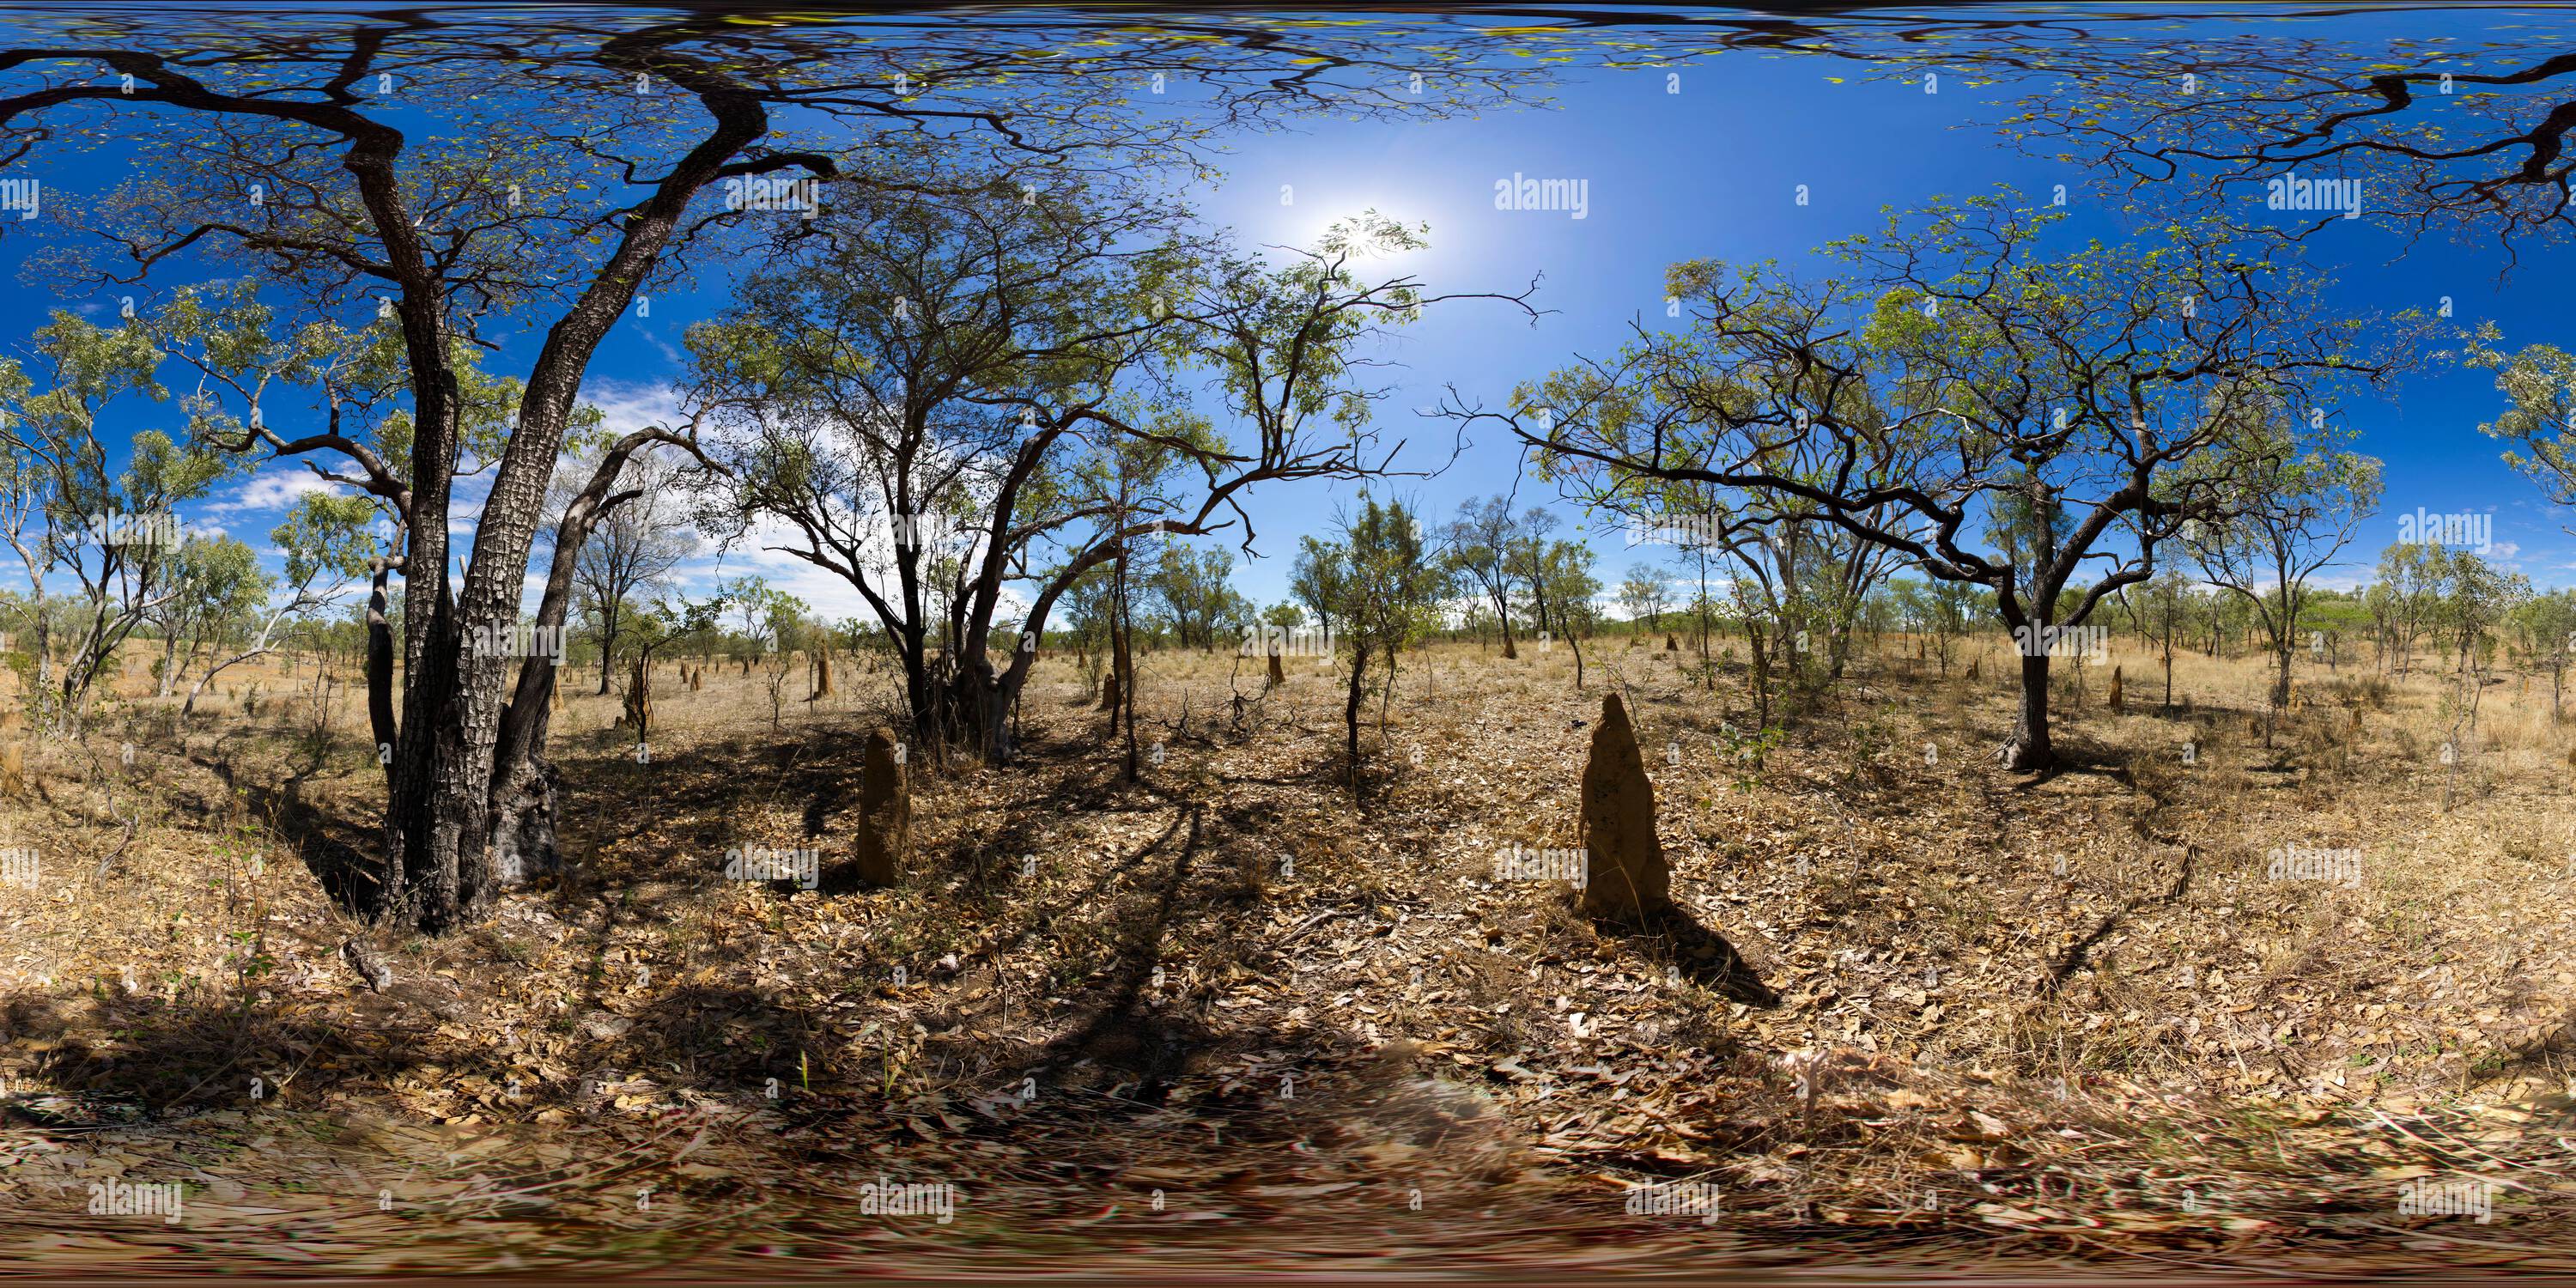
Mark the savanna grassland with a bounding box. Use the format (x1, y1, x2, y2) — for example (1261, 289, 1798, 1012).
(2, 628, 2571, 1276)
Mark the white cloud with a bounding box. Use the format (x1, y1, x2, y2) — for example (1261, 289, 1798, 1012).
(580, 379, 685, 440)
(203, 471, 345, 517)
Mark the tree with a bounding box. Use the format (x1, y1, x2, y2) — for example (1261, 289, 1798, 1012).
(0, 9, 1542, 931)
(686, 185, 1523, 761)
(1986, 33, 2576, 256)
(2470, 333, 2576, 519)
(2180, 411, 2381, 718)
(0, 425, 48, 689)
(2130, 568, 2194, 708)
(179, 493, 374, 727)
(3, 312, 234, 728)
(2371, 543, 2446, 676)
(681, 167, 1198, 748)
(759, 598, 815, 734)
(1458, 193, 2414, 771)
(1443, 496, 1530, 659)
(153, 532, 260, 699)
(1307, 495, 1444, 798)
(564, 451, 696, 696)
(1148, 543, 1242, 651)
(2441, 551, 2528, 676)
(1513, 513, 1600, 687)
(2513, 590, 2576, 722)
(1618, 563, 1668, 640)
(1895, 575, 1980, 678)
(605, 592, 722, 756)
(2300, 588, 2369, 673)
(1291, 535, 1350, 647)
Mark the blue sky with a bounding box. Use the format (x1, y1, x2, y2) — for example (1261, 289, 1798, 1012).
(7, 8, 2568, 622)
(1180, 48, 2572, 605)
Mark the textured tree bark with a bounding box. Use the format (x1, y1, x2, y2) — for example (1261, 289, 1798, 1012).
(2002, 651, 2055, 772)
(487, 432, 691, 893)
(380, 94, 762, 932)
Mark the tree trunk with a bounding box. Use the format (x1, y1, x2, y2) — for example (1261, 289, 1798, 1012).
(2002, 650, 2054, 772)
(1563, 609, 1586, 689)
(364, 561, 400, 769)
(1344, 638, 1369, 796)
(1746, 620, 1772, 729)
(380, 111, 756, 933)
(1116, 551, 1139, 782)
(1109, 619, 1133, 735)
(1696, 557, 1713, 690)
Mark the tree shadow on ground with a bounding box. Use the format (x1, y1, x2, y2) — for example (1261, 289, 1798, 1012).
(2003, 735, 2153, 792)
(0, 967, 866, 1135)
(205, 750, 383, 918)
(2040, 845, 2195, 995)
(0, 987, 431, 1115)
(1027, 804, 1209, 1095)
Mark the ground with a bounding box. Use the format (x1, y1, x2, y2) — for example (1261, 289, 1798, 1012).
(0, 634, 2572, 1276)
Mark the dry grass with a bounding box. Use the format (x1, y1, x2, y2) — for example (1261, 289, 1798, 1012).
(0, 632, 2571, 1269)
